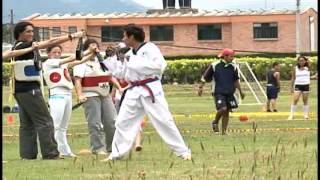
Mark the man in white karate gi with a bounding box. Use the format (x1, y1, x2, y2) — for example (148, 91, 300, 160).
(101, 24, 191, 162)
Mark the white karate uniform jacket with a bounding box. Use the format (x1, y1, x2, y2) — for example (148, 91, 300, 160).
(108, 42, 191, 159)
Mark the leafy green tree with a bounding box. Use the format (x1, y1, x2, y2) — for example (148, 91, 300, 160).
(2, 24, 13, 43)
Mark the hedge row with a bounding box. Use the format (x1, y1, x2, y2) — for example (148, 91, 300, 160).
(2, 56, 318, 85)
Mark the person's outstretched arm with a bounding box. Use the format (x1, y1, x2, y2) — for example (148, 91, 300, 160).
(234, 67, 245, 99)
(61, 47, 97, 68)
(198, 65, 213, 96)
(2, 42, 39, 59)
(290, 67, 296, 93)
(37, 31, 85, 50)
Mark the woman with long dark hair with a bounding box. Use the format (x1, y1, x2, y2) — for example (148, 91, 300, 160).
(12, 21, 84, 160)
(288, 56, 315, 120)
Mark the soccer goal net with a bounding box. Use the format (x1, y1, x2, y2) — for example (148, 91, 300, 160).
(234, 61, 267, 106)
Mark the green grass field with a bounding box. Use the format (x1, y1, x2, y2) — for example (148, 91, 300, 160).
(2, 81, 318, 179)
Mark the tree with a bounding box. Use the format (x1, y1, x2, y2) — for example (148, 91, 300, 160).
(2, 24, 12, 43)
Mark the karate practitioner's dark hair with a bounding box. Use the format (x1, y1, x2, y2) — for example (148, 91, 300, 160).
(83, 39, 99, 50)
(296, 56, 309, 68)
(46, 45, 62, 53)
(14, 21, 34, 40)
(123, 24, 145, 42)
(272, 62, 280, 68)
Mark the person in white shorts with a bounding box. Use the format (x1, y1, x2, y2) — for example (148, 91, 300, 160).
(43, 43, 97, 157)
(288, 56, 316, 120)
(101, 24, 191, 162)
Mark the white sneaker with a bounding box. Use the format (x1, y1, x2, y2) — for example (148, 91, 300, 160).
(183, 154, 192, 161)
(287, 115, 294, 120)
(100, 156, 113, 162)
(92, 150, 107, 156)
(61, 153, 77, 158)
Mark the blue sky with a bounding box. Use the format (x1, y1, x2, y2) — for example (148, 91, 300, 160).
(132, 0, 317, 10)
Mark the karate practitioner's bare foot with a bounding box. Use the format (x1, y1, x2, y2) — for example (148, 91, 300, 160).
(183, 154, 192, 161)
(78, 149, 92, 156)
(100, 156, 112, 163)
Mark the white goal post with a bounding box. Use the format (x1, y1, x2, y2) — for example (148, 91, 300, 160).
(234, 61, 268, 106)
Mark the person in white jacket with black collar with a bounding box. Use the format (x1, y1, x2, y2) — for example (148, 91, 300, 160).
(101, 24, 191, 162)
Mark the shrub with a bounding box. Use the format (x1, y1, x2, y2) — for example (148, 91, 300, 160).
(2, 56, 317, 85)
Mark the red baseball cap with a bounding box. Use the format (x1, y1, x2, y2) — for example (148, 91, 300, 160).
(218, 48, 235, 58)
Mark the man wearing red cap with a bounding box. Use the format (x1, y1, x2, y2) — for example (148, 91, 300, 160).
(198, 48, 245, 135)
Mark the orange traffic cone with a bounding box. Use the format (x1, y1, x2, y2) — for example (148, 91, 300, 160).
(239, 114, 249, 122)
(7, 115, 14, 125)
(141, 118, 147, 128)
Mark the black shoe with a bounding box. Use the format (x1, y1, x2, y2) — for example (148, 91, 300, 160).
(273, 109, 278, 112)
(267, 109, 272, 112)
(212, 123, 219, 133)
(135, 145, 143, 152)
(42, 155, 63, 160)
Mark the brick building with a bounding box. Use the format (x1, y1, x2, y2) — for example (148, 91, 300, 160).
(23, 7, 318, 56)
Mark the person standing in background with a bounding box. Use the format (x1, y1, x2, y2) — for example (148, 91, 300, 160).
(288, 56, 316, 120)
(266, 62, 281, 112)
(198, 48, 245, 135)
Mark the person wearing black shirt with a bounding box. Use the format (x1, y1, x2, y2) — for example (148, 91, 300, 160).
(12, 21, 84, 160)
(198, 48, 245, 135)
(266, 62, 281, 112)
(2, 42, 39, 59)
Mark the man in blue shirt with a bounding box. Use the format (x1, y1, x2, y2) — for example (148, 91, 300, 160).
(198, 48, 245, 135)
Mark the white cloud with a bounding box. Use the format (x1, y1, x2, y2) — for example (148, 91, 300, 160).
(132, 0, 161, 8)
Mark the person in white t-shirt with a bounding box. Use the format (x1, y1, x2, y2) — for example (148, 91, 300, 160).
(73, 39, 124, 155)
(288, 56, 316, 120)
(43, 44, 96, 157)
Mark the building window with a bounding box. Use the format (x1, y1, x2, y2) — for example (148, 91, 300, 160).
(38, 27, 49, 41)
(33, 27, 40, 41)
(253, 23, 278, 39)
(52, 27, 61, 37)
(150, 25, 174, 41)
(198, 24, 222, 40)
(101, 26, 123, 42)
(68, 26, 77, 34)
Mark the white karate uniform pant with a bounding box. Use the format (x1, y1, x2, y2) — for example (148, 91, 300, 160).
(110, 93, 191, 159)
(48, 94, 74, 156)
